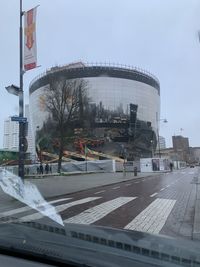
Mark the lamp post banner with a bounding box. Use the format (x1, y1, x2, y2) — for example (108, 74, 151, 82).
(24, 7, 37, 71)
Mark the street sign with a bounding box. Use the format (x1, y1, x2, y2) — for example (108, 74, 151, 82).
(11, 116, 27, 123)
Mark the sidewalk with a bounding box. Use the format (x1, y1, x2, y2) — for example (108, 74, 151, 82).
(27, 171, 162, 198)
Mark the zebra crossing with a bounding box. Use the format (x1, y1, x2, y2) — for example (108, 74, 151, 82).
(0, 195, 176, 235)
(124, 198, 176, 234)
(0, 197, 72, 218)
(64, 197, 136, 224)
(19, 197, 101, 222)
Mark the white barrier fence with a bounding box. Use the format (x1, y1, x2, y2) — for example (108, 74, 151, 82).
(2, 159, 116, 176)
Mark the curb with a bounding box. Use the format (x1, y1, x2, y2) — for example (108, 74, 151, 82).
(26, 170, 169, 180)
(25, 171, 97, 180)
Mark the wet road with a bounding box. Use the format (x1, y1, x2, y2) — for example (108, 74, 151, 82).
(0, 168, 197, 240)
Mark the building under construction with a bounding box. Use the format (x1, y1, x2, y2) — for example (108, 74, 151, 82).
(29, 62, 160, 162)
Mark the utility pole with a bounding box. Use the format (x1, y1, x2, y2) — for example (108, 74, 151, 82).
(151, 140, 154, 158)
(157, 133, 161, 158)
(6, 1, 38, 180)
(156, 112, 161, 159)
(85, 145, 88, 172)
(18, 0, 25, 180)
(156, 113, 168, 159)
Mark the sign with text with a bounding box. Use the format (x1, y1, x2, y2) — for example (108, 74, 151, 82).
(11, 116, 27, 123)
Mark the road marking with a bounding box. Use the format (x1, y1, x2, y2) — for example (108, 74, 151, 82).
(135, 181, 139, 183)
(94, 190, 105, 195)
(19, 197, 101, 222)
(0, 197, 72, 218)
(124, 198, 176, 234)
(160, 188, 165, 191)
(64, 197, 136, 225)
(166, 185, 170, 188)
(142, 180, 145, 182)
(150, 192, 158, 197)
(125, 183, 132, 186)
(112, 186, 120, 190)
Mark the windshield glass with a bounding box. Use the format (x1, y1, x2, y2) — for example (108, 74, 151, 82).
(1, 0, 200, 266)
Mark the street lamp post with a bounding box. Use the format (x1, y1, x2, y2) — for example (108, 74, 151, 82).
(121, 145, 127, 178)
(150, 140, 154, 158)
(18, 0, 25, 180)
(156, 112, 167, 159)
(5, 1, 25, 180)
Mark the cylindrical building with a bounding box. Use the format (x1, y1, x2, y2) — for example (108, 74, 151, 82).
(29, 62, 160, 159)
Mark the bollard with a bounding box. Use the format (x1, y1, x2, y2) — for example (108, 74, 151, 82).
(134, 167, 137, 176)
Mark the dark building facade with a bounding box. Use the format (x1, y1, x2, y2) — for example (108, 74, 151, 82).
(172, 135, 190, 162)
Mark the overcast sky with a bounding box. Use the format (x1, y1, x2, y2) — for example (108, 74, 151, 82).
(1, 0, 200, 147)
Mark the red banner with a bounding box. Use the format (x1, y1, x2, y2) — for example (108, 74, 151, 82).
(24, 7, 37, 71)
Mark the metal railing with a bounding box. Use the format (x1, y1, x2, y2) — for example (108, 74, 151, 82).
(29, 61, 160, 89)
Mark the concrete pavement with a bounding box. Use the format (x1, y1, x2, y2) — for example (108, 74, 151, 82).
(0, 171, 162, 212)
(0, 168, 197, 241)
(50, 168, 197, 239)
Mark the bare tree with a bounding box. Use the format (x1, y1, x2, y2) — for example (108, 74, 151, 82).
(45, 77, 87, 173)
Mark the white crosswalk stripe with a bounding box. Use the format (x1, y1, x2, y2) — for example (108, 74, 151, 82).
(150, 192, 158, 197)
(64, 197, 136, 225)
(0, 197, 72, 218)
(19, 197, 101, 222)
(94, 190, 105, 195)
(124, 198, 176, 234)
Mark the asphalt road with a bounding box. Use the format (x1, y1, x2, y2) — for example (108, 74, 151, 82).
(0, 168, 197, 240)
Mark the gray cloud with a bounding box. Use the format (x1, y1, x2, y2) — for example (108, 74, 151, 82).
(1, 0, 200, 147)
